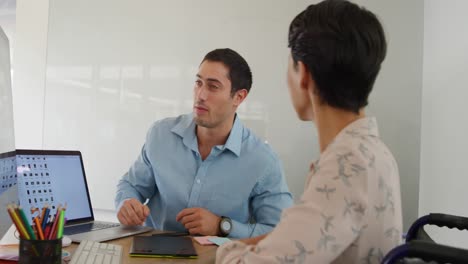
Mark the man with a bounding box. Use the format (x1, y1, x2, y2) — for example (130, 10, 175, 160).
(216, 0, 402, 263)
(115, 48, 292, 238)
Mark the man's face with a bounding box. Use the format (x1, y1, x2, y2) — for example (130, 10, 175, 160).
(193, 60, 237, 128)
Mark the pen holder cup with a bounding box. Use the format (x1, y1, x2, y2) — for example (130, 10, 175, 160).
(19, 238, 62, 264)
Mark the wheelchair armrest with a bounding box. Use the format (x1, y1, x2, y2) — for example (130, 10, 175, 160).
(406, 213, 468, 242)
(382, 241, 468, 264)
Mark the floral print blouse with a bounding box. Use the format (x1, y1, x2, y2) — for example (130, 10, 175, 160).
(216, 117, 402, 264)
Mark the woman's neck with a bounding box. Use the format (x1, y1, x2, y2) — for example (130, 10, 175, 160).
(315, 107, 365, 153)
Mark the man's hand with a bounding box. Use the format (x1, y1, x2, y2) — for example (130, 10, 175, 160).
(117, 198, 150, 226)
(176, 208, 221, 236)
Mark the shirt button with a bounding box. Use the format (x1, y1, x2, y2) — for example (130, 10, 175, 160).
(196, 179, 201, 184)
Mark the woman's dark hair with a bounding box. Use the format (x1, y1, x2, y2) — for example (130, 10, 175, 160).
(288, 0, 387, 113)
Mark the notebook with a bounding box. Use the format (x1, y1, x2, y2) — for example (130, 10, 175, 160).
(15, 149, 152, 242)
(130, 236, 198, 259)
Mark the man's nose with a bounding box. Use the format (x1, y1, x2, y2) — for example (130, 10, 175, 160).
(196, 85, 208, 101)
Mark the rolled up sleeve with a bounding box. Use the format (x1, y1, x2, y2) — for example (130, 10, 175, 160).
(115, 143, 157, 209)
(229, 157, 292, 238)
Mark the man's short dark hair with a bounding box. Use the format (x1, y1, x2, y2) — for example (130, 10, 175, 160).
(202, 48, 253, 95)
(288, 0, 387, 113)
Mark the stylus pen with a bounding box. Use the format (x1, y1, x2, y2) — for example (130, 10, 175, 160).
(151, 231, 190, 237)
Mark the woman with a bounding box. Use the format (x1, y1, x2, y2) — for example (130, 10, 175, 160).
(216, 0, 402, 263)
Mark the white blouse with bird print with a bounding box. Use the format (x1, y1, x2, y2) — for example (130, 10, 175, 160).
(216, 117, 402, 264)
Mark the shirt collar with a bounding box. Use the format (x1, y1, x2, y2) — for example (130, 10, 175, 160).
(222, 114, 242, 156)
(313, 116, 379, 165)
(170, 114, 198, 153)
(170, 114, 243, 157)
(335, 116, 380, 143)
(346, 116, 379, 137)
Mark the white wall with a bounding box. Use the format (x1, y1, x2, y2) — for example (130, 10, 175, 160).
(13, 0, 424, 229)
(0, 0, 15, 153)
(0, 34, 17, 234)
(420, 0, 468, 247)
(12, 0, 49, 149)
(363, 0, 423, 229)
(42, 0, 316, 211)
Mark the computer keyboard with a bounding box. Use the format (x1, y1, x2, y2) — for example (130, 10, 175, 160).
(69, 240, 122, 264)
(90, 222, 120, 230)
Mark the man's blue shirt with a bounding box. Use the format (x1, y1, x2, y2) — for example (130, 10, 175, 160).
(115, 113, 292, 238)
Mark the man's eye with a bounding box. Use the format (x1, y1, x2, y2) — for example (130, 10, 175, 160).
(209, 85, 219, 89)
(195, 80, 202, 86)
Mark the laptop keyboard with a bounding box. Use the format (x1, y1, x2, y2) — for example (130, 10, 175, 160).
(70, 240, 122, 264)
(64, 222, 121, 235)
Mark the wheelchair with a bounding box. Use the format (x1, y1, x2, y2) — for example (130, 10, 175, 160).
(382, 213, 468, 264)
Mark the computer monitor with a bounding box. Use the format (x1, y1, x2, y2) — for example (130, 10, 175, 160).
(0, 25, 17, 238)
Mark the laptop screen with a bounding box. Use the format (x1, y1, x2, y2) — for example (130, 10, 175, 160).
(16, 150, 94, 224)
(0, 151, 16, 198)
(0, 151, 18, 237)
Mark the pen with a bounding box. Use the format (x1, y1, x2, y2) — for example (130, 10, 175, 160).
(42, 207, 50, 231)
(143, 198, 149, 206)
(48, 207, 61, 240)
(6, 205, 29, 239)
(56, 208, 66, 239)
(17, 206, 37, 240)
(34, 216, 45, 240)
(40, 205, 47, 223)
(44, 224, 52, 239)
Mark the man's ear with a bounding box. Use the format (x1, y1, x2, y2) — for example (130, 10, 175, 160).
(233, 89, 248, 107)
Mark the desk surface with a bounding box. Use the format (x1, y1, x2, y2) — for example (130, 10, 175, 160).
(66, 231, 217, 264)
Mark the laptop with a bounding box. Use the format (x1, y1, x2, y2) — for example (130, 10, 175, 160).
(15, 149, 152, 242)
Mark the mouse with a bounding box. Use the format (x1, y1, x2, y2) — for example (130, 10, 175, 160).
(62, 236, 72, 247)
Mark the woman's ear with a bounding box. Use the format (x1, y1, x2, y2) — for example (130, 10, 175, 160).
(297, 61, 312, 93)
(298, 61, 319, 97)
